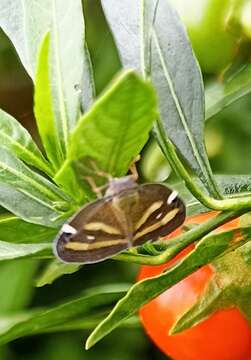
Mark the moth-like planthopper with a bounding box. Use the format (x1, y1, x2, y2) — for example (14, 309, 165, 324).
(54, 162, 186, 264)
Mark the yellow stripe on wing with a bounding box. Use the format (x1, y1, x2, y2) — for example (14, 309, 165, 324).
(83, 222, 121, 235)
(134, 201, 163, 231)
(65, 239, 128, 251)
(133, 208, 180, 241)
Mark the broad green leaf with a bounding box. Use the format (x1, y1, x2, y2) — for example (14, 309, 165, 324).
(0, 149, 74, 226)
(0, 108, 53, 177)
(0, 213, 57, 244)
(0, 285, 129, 345)
(34, 33, 64, 170)
(0, 241, 51, 261)
(205, 64, 251, 120)
(56, 70, 157, 190)
(49, 0, 85, 157)
(86, 229, 243, 348)
(0, 0, 51, 78)
(35, 260, 80, 287)
(102, 0, 220, 198)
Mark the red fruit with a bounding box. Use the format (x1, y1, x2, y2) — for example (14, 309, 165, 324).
(138, 212, 251, 360)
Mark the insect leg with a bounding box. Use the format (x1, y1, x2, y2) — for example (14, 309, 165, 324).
(129, 155, 141, 181)
(89, 160, 112, 180)
(83, 176, 107, 198)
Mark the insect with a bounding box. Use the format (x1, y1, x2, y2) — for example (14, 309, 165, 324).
(54, 164, 186, 264)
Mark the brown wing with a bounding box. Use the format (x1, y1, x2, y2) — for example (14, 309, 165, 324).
(54, 197, 129, 264)
(116, 183, 186, 246)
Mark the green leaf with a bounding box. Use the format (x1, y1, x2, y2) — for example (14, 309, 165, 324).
(49, 0, 85, 157)
(102, 0, 220, 198)
(101, 0, 152, 74)
(42, 314, 140, 333)
(0, 213, 57, 243)
(173, 174, 251, 216)
(0, 109, 53, 177)
(56, 70, 157, 191)
(34, 33, 64, 170)
(0, 0, 51, 78)
(150, 1, 220, 198)
(205, 64, 251, 120)
(0, 148, 74, 227)
(35, 260, 80, 287)
(0, 241, 51, 261)
(86, 229, 241, 348)
(0, 285, 129, 345)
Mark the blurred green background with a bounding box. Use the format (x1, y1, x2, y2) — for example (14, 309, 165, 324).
(0, 0, 251, 359)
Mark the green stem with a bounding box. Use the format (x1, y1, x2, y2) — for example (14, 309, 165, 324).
(114, 209, 248, 265)
(155, 119, 251, 211)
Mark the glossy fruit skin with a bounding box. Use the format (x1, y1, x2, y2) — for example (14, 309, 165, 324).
(138, 212, 251, 360)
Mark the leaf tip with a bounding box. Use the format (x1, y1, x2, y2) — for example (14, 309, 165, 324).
(168, 323, 180, 336)
(85, 336, 94, 350)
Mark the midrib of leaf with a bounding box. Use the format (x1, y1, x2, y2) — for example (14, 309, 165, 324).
(0, 214, 17, 223)
(152, 30, 218, 195)
(105, 97, 134, 174)
(52, 0, 68, 155)
(0, 160, 63, 203)
(0, 131, 53, 178)
(0, 241, 51, 260)
(17, 189, 61, 213)
(140, 0, 158, 77)
(140, 0, 146, 76)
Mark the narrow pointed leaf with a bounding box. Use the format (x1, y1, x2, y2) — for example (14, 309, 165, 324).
(35, 260, 80, 287)
(86, 230, 239, 348)
(102, 0, 157, 75)
(34, 33, 89, 201)
(0, 0, 51, 78)
(0, 286, 129, 345)
(34, 33, 64, 170)
(0, 108, 53, 177)
(0, 213, 57, 244)
(50, 0, 85, 157)
(150, 1, 220, 197)
(0, 241, 51, 261)
(0, 149, 73, 226)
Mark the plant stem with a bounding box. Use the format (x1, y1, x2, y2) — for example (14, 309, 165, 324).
(155, 119, 251, 211)
(114, 209, 248, 265)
